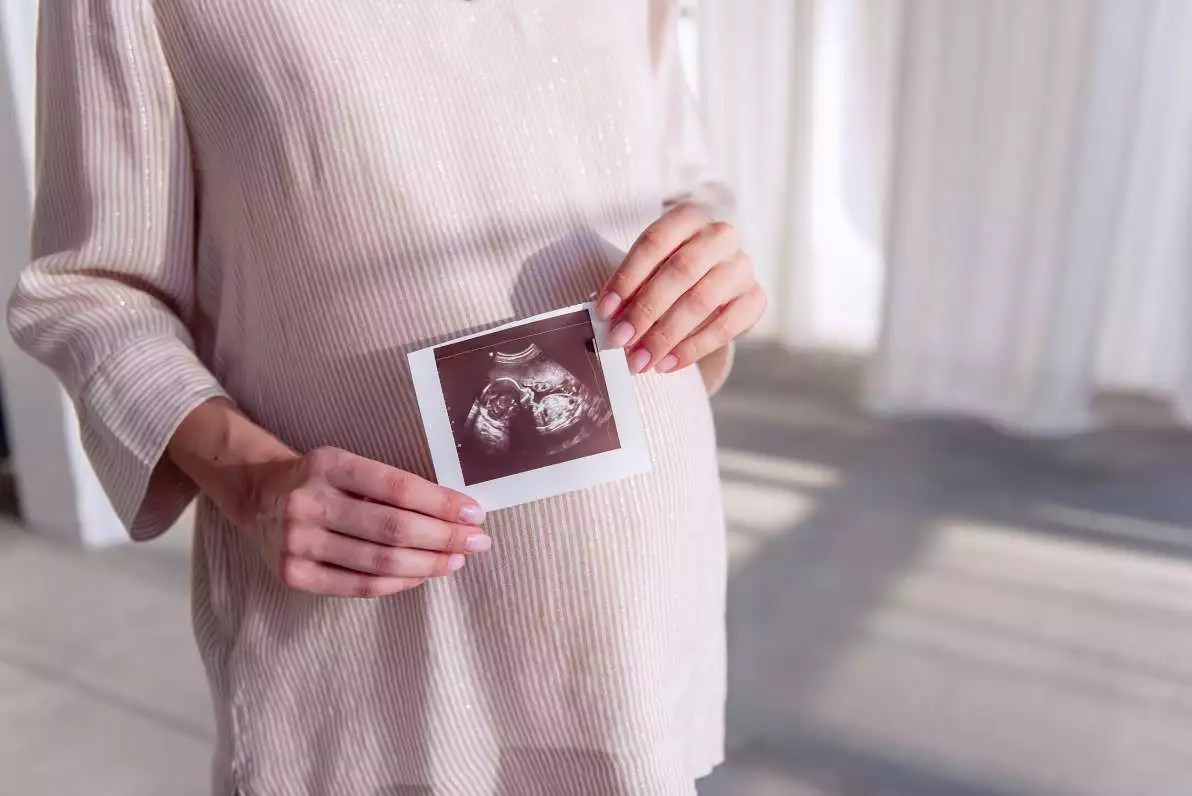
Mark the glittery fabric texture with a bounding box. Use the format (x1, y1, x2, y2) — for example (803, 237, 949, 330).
(11, 2, 729, 794)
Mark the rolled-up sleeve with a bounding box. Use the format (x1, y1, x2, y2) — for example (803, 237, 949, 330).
(650, 1, 736, 393)
(8, 0, 228, 540)
(650, 0, 735, 220)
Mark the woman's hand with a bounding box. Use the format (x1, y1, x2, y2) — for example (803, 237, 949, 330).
(596, 204, 766, 374)
(169, 400, 490, 598)
(245, 447, 490, 598)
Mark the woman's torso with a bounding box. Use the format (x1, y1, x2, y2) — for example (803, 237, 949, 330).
(148, 4, 728, 791)
(152, 0, 671, 463)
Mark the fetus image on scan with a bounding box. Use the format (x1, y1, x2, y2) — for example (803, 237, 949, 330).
(434, 310, 621, 485)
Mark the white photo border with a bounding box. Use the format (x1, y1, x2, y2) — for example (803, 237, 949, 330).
(407, 302, 652, 511)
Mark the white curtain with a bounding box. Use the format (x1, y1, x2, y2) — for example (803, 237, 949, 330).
(700, 0, 1192, 434)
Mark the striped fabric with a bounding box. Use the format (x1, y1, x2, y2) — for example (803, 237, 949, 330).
(10, 2, 728, 794)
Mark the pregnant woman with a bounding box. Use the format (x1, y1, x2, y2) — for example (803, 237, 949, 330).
(11, 2, 764, 794)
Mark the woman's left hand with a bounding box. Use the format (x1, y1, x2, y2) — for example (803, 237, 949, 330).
(596, 204, 766, 374)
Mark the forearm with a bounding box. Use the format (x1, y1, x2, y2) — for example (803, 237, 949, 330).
(166, 398, 299, 526)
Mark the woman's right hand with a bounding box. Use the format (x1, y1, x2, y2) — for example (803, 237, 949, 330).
(169, 399, 490, 598)
(246, 447, 490, 598)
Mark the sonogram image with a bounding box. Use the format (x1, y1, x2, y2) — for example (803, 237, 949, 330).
(434, 310, 621, 485)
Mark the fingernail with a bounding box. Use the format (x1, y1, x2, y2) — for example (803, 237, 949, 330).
(465, 534, 492, 553)
(459, 504, 485, 524)
(629, 349, 651, 374)
(608, 321, 634, 348)
(448, 554, 467, 572)
(656, 354, 679, 373)
(596, 292, 622, 320)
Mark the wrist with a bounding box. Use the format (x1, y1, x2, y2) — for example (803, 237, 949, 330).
(168, 398, 298, 526)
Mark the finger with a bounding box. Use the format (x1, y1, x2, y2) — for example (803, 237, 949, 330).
(596, 204, 709, 322)
(630, 251, 751, 373)
(309, 531, 465, 578)
(322, 495, 491, 553)
(614, 224, 740, 372)
(313, 448, 484, 524)
(665, 285, 767, 371)
(280, 556, 427, 598)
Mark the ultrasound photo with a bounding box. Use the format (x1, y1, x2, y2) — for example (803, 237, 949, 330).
(409, 302, 650, 509)
(433, 309, 622, 486)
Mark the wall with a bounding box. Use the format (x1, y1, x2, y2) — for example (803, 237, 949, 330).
(0, 1, 125, 546)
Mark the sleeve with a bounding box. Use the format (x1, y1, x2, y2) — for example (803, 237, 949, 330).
(8, 0, 229, 541)
(649, 0, 736, 394)
(650, 0, 735, 219)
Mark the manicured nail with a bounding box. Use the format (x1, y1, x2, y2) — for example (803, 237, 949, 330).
(629, 349, 651, 373)
(656, 354, 679, 373)
(448, 554, 467, 572)
(465, 534, 492, 553)
(608, 321, 634, 348)
(596, 292, 622, 320)
(459, 504, 485, 524)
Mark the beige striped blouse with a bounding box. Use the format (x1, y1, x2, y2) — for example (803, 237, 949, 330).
(10, 2, 729, 794)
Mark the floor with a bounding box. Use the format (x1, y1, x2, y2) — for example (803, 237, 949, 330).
(4, 345, 1192, 795)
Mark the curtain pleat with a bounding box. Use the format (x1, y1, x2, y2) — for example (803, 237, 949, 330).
(701, 0, 1192, 434)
